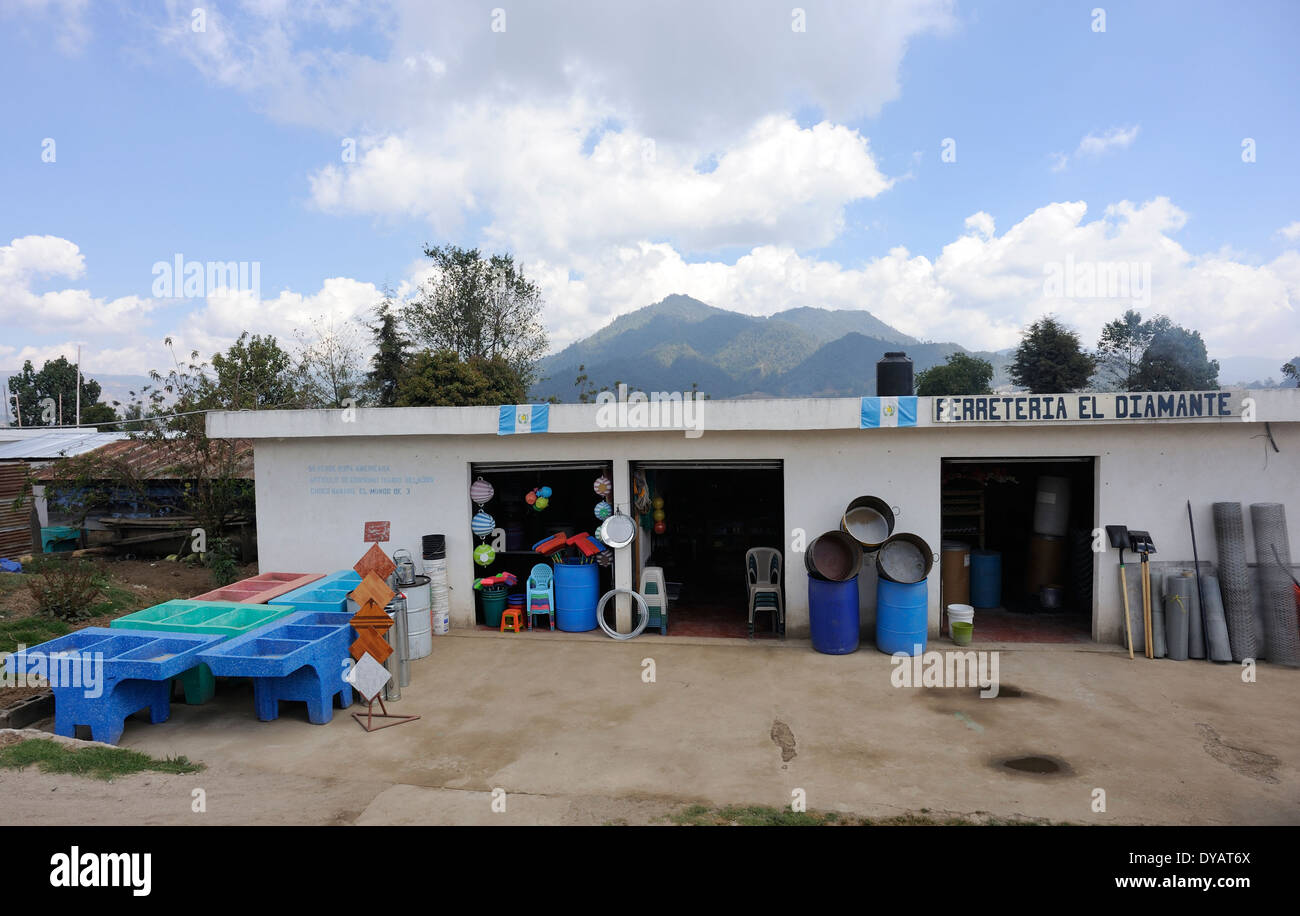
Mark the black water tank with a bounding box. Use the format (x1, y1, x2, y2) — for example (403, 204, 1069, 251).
(876, 351, 913, 396)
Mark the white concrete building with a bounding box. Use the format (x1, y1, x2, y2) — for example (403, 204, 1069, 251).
(208, 389, 1300, 647)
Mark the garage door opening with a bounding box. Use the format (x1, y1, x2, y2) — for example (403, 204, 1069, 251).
(941, 457, 1095, 643)
(468, 461, 614, 627)
(632, 460, 784, 638)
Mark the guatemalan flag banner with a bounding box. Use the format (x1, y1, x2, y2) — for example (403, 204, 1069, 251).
(498, 404, 550, 435)
(861, 396, 917, 429)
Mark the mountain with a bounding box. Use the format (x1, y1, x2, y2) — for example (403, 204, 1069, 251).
(530, 295, 1007, 400)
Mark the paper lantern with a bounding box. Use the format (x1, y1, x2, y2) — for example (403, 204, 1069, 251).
(596, 549, 612, 567)
(470, 477, 495, 505)
(471, 510, 496, 538)
(594, 500, 612, 520)
(473, 543, 497, 566)
(593, 474, 612, 497)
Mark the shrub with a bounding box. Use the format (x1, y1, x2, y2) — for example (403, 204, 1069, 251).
(26, 557, 104, 621)
(205, 537, 240, 586)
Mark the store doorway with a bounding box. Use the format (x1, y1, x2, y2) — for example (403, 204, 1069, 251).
(468, 461, 614, 627)
(631, 460, 784, 638)
(940, 457, 1095, 642)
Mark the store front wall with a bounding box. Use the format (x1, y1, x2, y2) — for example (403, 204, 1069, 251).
(245, 416, 1296, 646)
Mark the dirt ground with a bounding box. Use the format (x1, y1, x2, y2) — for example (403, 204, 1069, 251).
(4, 630, 1298, 826)
(0, 558, 256, 707)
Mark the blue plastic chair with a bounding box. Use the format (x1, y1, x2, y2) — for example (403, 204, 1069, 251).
(526, 563, 555, 630)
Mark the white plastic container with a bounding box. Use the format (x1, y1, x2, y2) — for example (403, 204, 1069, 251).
(947, 603, 975, 640)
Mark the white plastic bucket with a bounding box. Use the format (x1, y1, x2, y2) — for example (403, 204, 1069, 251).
(432, 606, 450, 635)
(947, 603, 975, 640)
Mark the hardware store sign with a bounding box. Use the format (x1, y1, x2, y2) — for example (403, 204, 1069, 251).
(933, 391, 1241, 423)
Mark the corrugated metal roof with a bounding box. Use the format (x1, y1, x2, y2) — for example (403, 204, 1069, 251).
(0, 431, 128, 460)
(33, 437, 255, 480)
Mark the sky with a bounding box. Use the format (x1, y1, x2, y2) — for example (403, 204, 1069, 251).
(1, 0, 1298, 388)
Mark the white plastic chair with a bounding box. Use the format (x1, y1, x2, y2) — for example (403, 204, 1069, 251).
(746, 548, 783, 637)
(640, 566, 669, 635)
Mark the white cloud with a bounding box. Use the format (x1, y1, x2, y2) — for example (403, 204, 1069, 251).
(1050, 124, 1140, 172)
(156, 0, 958, 142)
(1277, 221, 1300, 242)
(310, 109, 893, 258)
(3, 0, 90, 54)
(1077, 125, 1140, 157)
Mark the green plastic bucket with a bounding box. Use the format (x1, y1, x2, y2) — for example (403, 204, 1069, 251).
(951, 620, 973, 646)
(480, 584, 508, 627)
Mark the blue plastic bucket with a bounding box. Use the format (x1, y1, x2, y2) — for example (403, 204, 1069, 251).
(970, 550, 1002, 609)
(809, 576, 860, 654)
(554, 562, 599, 632)
(876, 578, 928, 655)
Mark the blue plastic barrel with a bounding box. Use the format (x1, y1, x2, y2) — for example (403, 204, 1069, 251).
(876, 578, 928, 655)
(809, 576, 860, 654)
(970, 550, 1002, 609)
(554, 562, 599, 632)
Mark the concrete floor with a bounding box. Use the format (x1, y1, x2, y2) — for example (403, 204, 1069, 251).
(4, 630, 1299, 825)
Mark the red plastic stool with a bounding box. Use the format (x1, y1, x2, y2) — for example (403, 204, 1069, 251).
(500, 608, 525, 633)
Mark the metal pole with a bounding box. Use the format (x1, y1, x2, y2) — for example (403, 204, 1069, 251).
(75, 344, 81, 427)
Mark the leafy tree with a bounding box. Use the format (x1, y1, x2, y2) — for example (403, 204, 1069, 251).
(1282, 360, 1298, 387)
(404, 244, 548, 389)
(1096, 310, 1165, 390)
(1132, 324, 1219, 391)
(198, 332, 300, 410)
(394, 350, 527, 407)
(366, 292, 410, 407)
(293, 317, 368, 409)
(6, 357, 117, 426)
(1008, 316, 1096, 393)
(915, 352, 994, 396)
(573, 364, 600, 403)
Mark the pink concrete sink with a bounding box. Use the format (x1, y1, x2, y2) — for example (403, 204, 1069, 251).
(191, 571, 324, 604)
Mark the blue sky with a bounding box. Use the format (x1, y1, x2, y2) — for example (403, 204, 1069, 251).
(1, 0, 1297, 384)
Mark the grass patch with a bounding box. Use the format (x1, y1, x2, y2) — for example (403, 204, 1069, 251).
(0, 617, 70, 655)
(87, 582, 143, 619)
(669, 803, 1064, 826)
(0, 738, 203, 781)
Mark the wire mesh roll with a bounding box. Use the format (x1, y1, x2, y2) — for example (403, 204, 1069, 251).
(1213, 502, 1257, 661)
(1250, 503, 1299, 667)
(1178, 570, 1205, 658)
(1163, 572, 1193, 661)
(1201, 574, 1234, 662)
(1150, 576, 1167, 658)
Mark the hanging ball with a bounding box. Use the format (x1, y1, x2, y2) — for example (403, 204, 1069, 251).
(596, 550, 613, 566)
(593, 474, 612, 497)
(653, 509, 665, 522)
(538, 486, 553, 498)
(473, 544, 497, 566)
(525, 490, 537, 505)
(653, 521, 667, 534)
(534, 496, 549, 510)
(471, 510, 496, 537)
(652, 497, 664, 510)
(469, 477, 495, 505)
(594, 500, 612, 520)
